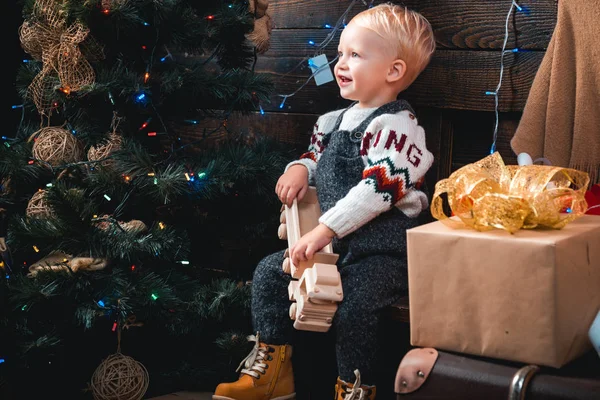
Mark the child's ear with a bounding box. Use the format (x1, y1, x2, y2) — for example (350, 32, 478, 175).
(387, 59, 407, 83)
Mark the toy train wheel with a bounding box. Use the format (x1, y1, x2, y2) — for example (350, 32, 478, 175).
(282, 257, 291, 274)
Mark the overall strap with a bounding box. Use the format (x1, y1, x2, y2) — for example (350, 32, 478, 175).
(322, 102, 358, 147)
(352, 99, 415, 134)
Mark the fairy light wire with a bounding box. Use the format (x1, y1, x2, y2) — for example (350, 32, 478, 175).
(489, 1, 521, 154)
(273, 0, 378, 107)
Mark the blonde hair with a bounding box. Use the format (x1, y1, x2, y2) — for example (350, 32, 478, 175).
(351, 3, 436, 88)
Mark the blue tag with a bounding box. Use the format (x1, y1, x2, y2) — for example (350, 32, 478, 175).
(308, 54, 335, 86)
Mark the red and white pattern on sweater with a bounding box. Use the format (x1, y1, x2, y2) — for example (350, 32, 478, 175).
(299, 123, 326, 164)
(359, 127, 427, 205)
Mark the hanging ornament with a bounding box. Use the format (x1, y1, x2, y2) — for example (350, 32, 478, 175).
(88, 133, 123, 169)
(90, 304, 149, 400)
(95, 215, 148, 234)
(247, 0, 272, 54)
(30, 127, 84, 167)
(26, 190, 52, 219)
(27, 251, 107, 277)
(18, 0, 101, 115)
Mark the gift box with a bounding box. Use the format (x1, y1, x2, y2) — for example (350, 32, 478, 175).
(407, 214, 600, 368)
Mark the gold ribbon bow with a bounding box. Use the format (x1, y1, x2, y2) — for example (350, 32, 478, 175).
(431, 152, 589, 233)
(19, 0, 99, 115)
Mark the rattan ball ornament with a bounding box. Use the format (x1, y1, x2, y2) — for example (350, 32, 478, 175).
(26, 190, 52, 219)
(88, 133, 123, 168)
(90, 352, 149, 400)
(31, 127, 83, 167)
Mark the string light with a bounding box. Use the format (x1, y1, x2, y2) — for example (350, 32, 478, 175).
(488, 1, 528, 154)
(139, 118, 152, 130)
(135, 92, 147, 102)
(279, 96, 287, 109)
(103, 194, 112, 201)
(97, 300, 105, 307)
(33, 246, 39, 252)
(267, 0, 364, 112)
(151, 293, 159, 300)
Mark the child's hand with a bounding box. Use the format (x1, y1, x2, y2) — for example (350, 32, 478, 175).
(276, 165, 309, 207)
(290, 223, 336, 266)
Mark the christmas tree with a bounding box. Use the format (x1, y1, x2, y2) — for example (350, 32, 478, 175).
(1, 0, 290, 398)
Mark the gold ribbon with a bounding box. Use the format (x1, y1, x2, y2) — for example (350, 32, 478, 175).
(19, 0, 98, 115)
(431, 152, 589, 233)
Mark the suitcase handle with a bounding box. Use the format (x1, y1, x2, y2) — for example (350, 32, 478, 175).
(508, 364, 540, 400)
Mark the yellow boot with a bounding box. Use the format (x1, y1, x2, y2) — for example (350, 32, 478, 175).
(334, 370, 376, 400)
(213, 333, 295, 400)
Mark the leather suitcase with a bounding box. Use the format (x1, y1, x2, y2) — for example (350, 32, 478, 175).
(395, 348, 600, 400)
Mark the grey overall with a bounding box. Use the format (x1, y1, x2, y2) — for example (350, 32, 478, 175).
(252, 100, 419, 383)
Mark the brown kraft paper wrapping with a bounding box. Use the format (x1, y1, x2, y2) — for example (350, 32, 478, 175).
(407, 215, 600, 368)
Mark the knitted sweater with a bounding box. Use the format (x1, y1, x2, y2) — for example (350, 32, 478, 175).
(287, 104, 434, 238)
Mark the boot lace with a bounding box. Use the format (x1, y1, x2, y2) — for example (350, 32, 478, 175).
(236, 333, 272, 379)
(343, 370, 371, 400)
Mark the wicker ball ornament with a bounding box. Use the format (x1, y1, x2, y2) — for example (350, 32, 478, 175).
(90, 352, 149, 400)
(26, 190, 52, 219)
(31, 127, 83, 167)
(88, 133, 123, 168)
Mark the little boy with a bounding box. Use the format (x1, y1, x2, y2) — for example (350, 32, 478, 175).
(214, 3, 435, 399)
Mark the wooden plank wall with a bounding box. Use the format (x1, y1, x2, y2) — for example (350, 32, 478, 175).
(188, 0, 557, 192)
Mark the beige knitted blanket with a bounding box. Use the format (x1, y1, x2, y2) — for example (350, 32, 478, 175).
(510, 0, 600, 185)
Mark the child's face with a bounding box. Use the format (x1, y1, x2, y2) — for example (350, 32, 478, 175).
(335, 22, 399, 108)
